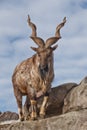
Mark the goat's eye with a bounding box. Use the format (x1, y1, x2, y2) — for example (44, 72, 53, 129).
(38, 53, 41, 57)
(48, 52, 52, 57)
(48, 54, 50, 57)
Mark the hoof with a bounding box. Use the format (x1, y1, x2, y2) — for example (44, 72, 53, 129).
(30, 112, 37, 121)
(40, 114, 45, 119)
(30, 117, 37, 121)
(24, 115, 30, 121)
(20, 117, 24, 121)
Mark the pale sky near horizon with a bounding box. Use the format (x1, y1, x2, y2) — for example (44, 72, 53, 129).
(0, 0, 87, 112)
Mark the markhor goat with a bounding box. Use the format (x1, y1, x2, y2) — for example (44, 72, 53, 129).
(12, 15, 66, 121)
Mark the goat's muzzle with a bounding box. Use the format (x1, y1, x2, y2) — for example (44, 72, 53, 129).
(39, 65, 48, 79)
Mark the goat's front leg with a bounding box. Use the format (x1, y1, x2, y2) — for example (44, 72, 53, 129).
(23, 96, 37, 121)
(30, 99, 37, 120)
(39, 92, 49, 118)
(27, 87, 37, 120)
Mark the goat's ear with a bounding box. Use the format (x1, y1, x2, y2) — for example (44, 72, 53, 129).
(30, 47, 38, 52)
(51, 44, 58, 51)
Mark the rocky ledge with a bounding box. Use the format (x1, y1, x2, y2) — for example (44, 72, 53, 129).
(0, 76, 87, 130)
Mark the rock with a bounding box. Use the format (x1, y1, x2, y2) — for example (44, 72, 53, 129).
(63, 77, 87, 113)
(23, 82, 77, 118)
(46, 82, 77, 116)
(0, 109, 87, 130)
(0, 111, 18, 122)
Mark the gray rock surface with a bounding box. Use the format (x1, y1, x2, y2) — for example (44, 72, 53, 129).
(24, 82, 77, 117)
(0, 110, 87, 130)
(63, 77, 87, 113)
(0, 111, 18, 122)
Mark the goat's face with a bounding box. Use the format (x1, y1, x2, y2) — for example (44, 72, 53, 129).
(37, 48, 52, 72)
(35, 47, 57, 79)
(30, 38, 58, 79)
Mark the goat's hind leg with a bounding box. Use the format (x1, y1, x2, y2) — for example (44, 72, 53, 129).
(17, 97, 24, 121)
(14, 87, 24, 121)
(23, 96, 31, 120)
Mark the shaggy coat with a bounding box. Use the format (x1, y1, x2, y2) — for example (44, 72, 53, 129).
(12, 15, 66, 121)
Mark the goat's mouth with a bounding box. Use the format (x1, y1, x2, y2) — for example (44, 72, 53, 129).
(39, 65, 48, 79)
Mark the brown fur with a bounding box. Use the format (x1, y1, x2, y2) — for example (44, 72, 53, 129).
(12, 15, 66, 121)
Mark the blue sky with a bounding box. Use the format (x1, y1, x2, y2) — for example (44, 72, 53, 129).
(0, 0, 87, 112)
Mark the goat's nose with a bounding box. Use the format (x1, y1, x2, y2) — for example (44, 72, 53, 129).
(41, 64, 48, 72)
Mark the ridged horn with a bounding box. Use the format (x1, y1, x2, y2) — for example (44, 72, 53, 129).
(45, 17, 66, 48)
(27, 15, 45, 48)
